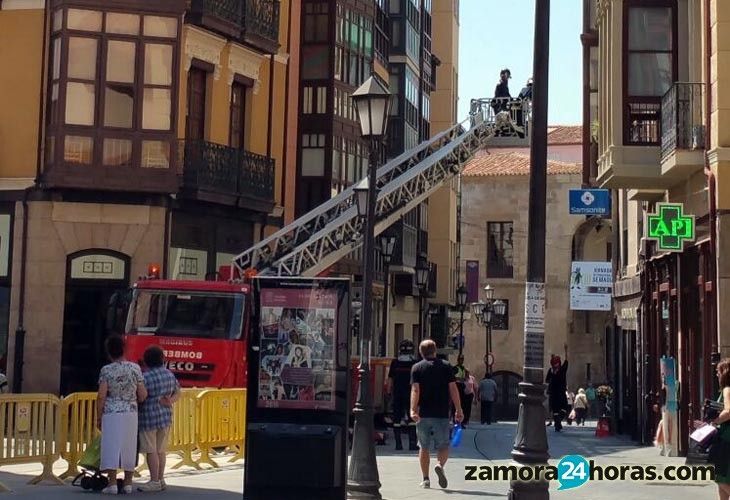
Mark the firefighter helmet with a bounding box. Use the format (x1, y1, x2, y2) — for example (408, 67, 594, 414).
(398, 339, 415, 356)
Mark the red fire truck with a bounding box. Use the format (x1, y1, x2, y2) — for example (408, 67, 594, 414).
(124, 269, 251, 388)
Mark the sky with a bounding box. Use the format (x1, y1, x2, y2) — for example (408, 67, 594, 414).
(457, 0, 583, 125)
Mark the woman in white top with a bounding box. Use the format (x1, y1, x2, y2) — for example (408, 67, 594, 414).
(96, 335, 147, 494)
(573, 388, 589, 426)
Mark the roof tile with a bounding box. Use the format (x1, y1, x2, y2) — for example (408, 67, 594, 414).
(462, 151, 581, 177)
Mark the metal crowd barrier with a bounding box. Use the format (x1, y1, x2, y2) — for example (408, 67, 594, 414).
(0, 388, 248, 491)
(0, 394, 64, 491)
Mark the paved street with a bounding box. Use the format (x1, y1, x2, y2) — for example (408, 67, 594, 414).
(0, 421, 718, 499)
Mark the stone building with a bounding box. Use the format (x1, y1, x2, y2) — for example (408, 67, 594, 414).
(459, 127, 612, 420)
(0, 0, 297, 393)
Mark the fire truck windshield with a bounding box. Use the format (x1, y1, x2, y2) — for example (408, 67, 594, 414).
(126, 290, 245, 340)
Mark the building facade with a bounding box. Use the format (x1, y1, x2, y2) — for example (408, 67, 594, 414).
(0, 0, 298, 393)
(589, 0, 729, 452)
(292, 0, 460, 357)
(459, 127, 612, 421)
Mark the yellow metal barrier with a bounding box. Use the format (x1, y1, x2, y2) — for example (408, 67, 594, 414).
(0, 394, 64, 490)
(167, 388, 203, 470)
(59, 392, 97, 480)
(195, 389, 246, 468)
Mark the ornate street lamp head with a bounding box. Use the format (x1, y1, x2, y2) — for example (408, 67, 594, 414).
(379, 232, 397, 264)
(352, 76, 392, 139)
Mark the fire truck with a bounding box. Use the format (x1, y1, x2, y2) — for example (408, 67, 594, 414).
(122, 98, 525, 412)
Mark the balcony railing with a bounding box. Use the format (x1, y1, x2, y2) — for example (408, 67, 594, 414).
(625, 100, 661, 145)
(180, 140, 274, 208)
(188, 0, 280, 54)
(661, 82, 705, 161)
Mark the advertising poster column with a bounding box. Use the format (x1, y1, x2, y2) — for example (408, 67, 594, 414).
(524, 282, 546, 375)
(245, 277, 351, 500)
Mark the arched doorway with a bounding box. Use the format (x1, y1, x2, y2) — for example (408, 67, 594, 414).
(492, 370, 522, 421)
(60, 250, 130, 394)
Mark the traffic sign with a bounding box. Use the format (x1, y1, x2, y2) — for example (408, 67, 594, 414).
(569, 189, 611, 215)
(646, 203, 695, 252)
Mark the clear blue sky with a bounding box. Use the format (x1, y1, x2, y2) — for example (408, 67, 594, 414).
(457, 0, 583, 125)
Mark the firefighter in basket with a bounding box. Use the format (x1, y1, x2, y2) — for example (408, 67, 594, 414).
(387, 339, 419, 451)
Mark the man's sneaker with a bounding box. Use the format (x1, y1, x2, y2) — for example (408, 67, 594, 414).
(101, 485, 118, 495)
(160, 479, 167, 490)
(419, 479, 430, 489)
(434, 464, 448, 488)
(122, 485, 133, 494)
(138, 480, 163, 492)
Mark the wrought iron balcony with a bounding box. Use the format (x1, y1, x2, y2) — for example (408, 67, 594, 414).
(624, 100, 661, 146)
(180, 140, 275, 212)
(187, 0, 280, 54)
(661, 82, 705, 161)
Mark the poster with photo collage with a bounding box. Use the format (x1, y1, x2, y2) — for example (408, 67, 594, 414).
(257, 287, 337, 410)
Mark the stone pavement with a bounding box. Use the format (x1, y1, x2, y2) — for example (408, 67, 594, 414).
(0, 421, 719, 499)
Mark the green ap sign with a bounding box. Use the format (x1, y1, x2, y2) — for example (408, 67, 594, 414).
(646, 203, 695, 252)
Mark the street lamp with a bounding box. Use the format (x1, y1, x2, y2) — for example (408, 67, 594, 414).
(415, 258, 430, 343)
(472, 286, 507, 375)
(456, 284, 468, 356)
(347, 75, 391, 500)
(378, 232, 396, 357)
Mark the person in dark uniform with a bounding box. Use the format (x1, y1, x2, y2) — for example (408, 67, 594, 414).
(387, 339, 419, 450)
(546, 345, 569, 432)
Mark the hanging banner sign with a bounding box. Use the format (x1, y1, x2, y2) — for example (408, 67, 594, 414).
(646, 203, 695, 252)
(570, 262, 613, 311)
(523, 282, 545, 370)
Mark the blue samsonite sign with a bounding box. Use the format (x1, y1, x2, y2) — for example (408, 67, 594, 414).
(569, 189, 611, 215)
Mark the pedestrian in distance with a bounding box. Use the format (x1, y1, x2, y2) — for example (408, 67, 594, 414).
(573, 388, 589, 426)
(478, 372, 498, 425)
(387, 339, 419, 451)
(96, 335, 147, 495)
(545, 344, 569, 432)
(137, 346, 180, 492)
(410, 340, 463, 489)
(462, 371, 476, 427)
(566, 389, 575, 425)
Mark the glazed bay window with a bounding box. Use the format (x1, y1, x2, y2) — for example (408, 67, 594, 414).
(46, 7, 179, 176)
(623, 3, 676, 145)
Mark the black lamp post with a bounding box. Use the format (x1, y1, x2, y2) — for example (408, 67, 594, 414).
(348, 75, 391, 500)
(415, 258, 430, 343)
(471, 284, 506, 375)
(379, 232, 396, 357)
(455, 284, 468, 356)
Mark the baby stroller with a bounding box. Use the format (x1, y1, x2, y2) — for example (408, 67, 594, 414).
(71, 435, 110, 492)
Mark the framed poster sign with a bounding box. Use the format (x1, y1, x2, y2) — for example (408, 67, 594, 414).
(256, 281, 346, 411)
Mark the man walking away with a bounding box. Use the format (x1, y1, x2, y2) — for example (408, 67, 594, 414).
(478, 373, 498, 424)
(410, 340, 463, 489)
(137, 346, 180, 492)
(387, 339, 419, 451)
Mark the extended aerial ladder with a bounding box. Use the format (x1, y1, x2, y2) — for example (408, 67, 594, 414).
(233, 97, 530, 278)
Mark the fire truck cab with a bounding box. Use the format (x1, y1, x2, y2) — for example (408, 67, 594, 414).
(123, 270, 251, 388)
